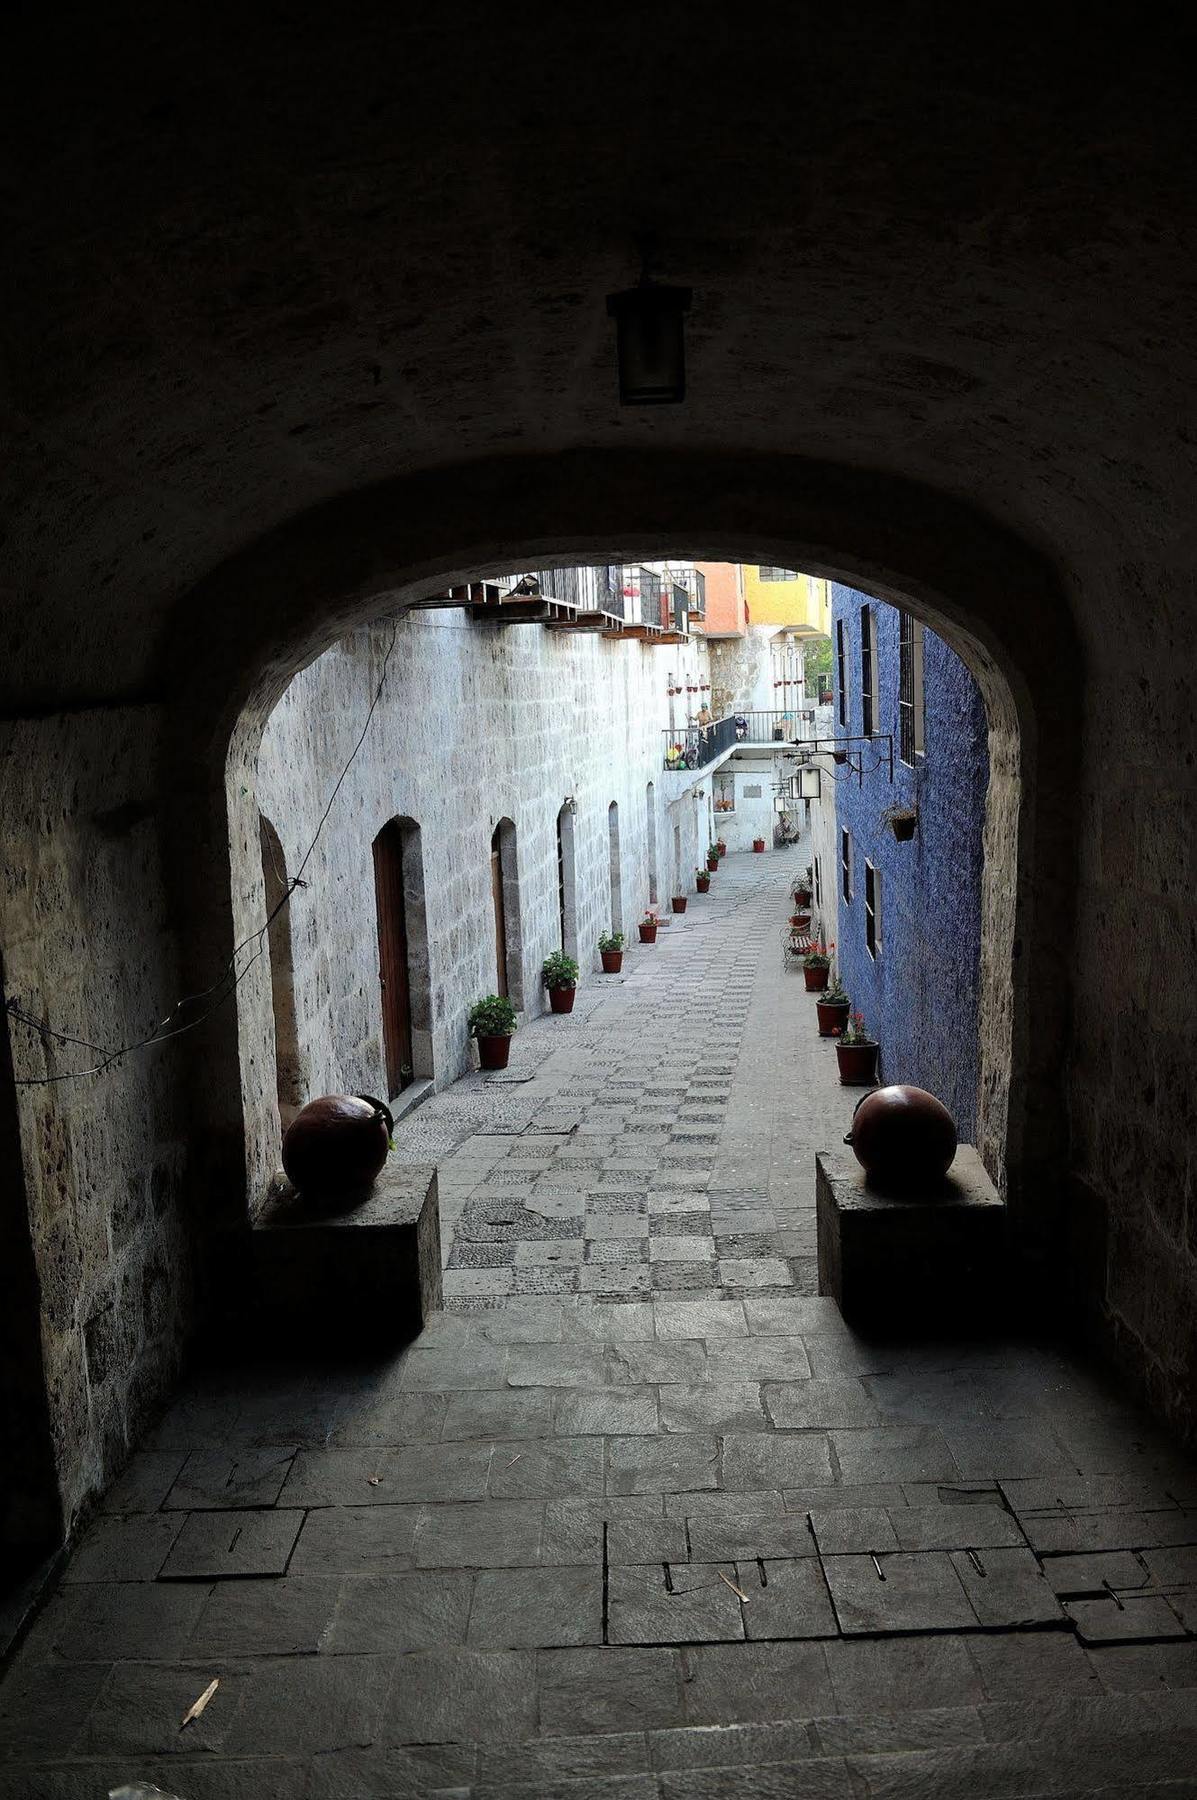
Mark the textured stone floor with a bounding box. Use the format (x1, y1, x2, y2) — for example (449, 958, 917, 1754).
(1, 850, 1196, 1796)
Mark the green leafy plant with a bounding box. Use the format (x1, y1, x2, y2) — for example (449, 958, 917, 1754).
(598, 931, 625, 952)
(803, 940, 831, 969)
(542, 950, 579, 989)
(838, 1010, 876, 1046)
(468, 995, 517, 1038)
(822, 978, 850, 1006)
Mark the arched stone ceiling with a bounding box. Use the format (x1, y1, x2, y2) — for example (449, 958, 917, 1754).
(1, 2, 1194, 709)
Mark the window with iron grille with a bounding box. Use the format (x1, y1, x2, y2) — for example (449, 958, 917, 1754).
(860, 606, 877, 735)
(758, 566, 800, 581)
(865, 860, 881, 958)
(841, 828, 852, 903)
(899, 610, 926, 764)
(836, 620, 848, 727)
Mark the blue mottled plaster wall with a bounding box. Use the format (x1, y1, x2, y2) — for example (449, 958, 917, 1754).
(832, 585, 989, 1138)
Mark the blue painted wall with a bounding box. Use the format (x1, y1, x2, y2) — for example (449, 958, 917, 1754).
(831, 585, 989, 1139)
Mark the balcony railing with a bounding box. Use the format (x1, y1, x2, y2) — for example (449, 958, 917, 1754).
(737, 709, 816, 743)
(663, 713, 739, 772)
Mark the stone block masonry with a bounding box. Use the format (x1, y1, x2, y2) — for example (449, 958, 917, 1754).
(254, 606, 712, 1169)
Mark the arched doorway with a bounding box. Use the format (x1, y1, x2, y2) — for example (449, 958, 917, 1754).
(490, 818, 522, 1007)
(258, 814, 305, 1128)
(372, 817, 432, 1101)
(607, 801, 622, 935)
(645, 781, 659, 905)
(556, 803, 578, 962)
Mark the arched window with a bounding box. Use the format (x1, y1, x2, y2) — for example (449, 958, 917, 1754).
(556, 804, 578, 960)
(607, 801, 622, 934)
(491, 818, 523, 1007)
(372, 817, 433, 1099)
(258, 814, 305, 1125)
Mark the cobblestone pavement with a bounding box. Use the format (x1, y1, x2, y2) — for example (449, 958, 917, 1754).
(2, 851, 1196, 1796)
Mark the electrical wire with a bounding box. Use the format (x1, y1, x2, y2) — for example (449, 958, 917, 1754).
(6, 622, 400, 1086)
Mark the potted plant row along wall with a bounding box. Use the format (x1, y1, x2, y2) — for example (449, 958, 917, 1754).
(794, 865, 813, 907)
(816, 975, 851, 1037)
(639, 909, 659, 943)
(695, 866, 710, 893)
(671, 893, 688, 913)
(716, 838, 728, 856)
(543, 950, 579, 1013)
(707, 844, 720, 871)
(469, 994, 518, 1070)
(599, 931, 624, 973)
(835, 1011, 880, 1085)
(802, 941, 831, 991)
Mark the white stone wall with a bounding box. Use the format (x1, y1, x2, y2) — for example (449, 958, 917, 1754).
(252, 608, 711, 1135)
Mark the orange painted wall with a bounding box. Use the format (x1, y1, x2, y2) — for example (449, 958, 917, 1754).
(694, 562, 746, 635)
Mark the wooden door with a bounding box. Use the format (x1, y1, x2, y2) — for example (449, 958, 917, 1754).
(491, 829, 508, 998)
(373, 821, 413, 1096)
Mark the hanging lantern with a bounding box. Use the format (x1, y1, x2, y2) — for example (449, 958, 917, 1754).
(605, 279, 692, 405)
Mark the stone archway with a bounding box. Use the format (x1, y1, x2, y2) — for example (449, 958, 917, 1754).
(160, 448, 1077, 1264)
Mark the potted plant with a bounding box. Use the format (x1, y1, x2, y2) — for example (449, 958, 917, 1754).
(753, 836, 766, 853)
(638, 909, 659, 944)
(715, 838, 728, 857)
(816, 975, 851, 1038)
(803, 941, 831, 992)
(794, 866, 813, 907)
(789, 907, 812, 931)
(671, 893, 688, 913)
(543, 950, 579, 1013)
(695, 866, 711, 894)
(665, 744, 684, 771)
(707, 844, 720, 871)
(831, 747, 849, 766)
(599, 931, 625, 973)
(469, 994, 518, 1070)
(836, 1011, 880, 1085)
(884, 805, 918, 842)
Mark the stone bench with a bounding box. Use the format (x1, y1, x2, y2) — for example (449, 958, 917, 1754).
(816, 1144, 1007, 1328)
(250, 1161, 442, 1345)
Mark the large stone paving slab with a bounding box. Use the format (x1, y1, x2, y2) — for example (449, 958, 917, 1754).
(4, 852, 1197, 1788)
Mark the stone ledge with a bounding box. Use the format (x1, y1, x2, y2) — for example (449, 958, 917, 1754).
(250, 1162, 442, 1344)
(816, 1145, 1007, 1328)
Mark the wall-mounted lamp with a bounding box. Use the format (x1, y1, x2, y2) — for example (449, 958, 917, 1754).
(605, 278, 692, 405)
(798, 767, 822, 801)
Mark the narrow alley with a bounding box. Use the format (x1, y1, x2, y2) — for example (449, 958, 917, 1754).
(1, 851, 1194, 1797)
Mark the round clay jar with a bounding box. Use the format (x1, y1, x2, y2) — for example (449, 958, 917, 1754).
(844, 1084, 957, 1186)
(282, 1094, 393, 1198)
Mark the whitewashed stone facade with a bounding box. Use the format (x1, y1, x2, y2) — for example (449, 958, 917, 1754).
(252, 602, 712, 1156)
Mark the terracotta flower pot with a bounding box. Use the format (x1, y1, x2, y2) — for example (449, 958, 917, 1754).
(790, 913, 811, 932)
(671, 896, 687, 913)
(815, 998, 850, 1038)
(600, 950, 623, 973)
(803, 964, 830, 992)
(696, 875, 710, 893)
(477, 1033, 512, 1070)
(794, 886, 812, 906)
(707, 854, 719, 871)
(548, 985, 576, 1013)
(836, 1041, 880, 1086)
(716, 841, 727, 856)
(753, 838, 766, 853)
(638, 923, 657, 943)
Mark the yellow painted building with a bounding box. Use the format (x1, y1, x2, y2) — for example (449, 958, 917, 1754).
(741, 566, 829, 634)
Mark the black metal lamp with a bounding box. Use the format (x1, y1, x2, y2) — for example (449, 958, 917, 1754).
(605, 278, 692, 404)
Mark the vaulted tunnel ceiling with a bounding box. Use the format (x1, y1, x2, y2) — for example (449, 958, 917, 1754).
(1, 4, 1195, 710)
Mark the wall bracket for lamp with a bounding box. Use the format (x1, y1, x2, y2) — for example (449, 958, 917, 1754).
(803, 734, 894, 787)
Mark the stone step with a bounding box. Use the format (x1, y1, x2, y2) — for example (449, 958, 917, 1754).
(460, 1694, 1197, 1800)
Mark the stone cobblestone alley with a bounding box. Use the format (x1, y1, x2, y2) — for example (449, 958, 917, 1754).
(2, 851, 1196, 1796)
